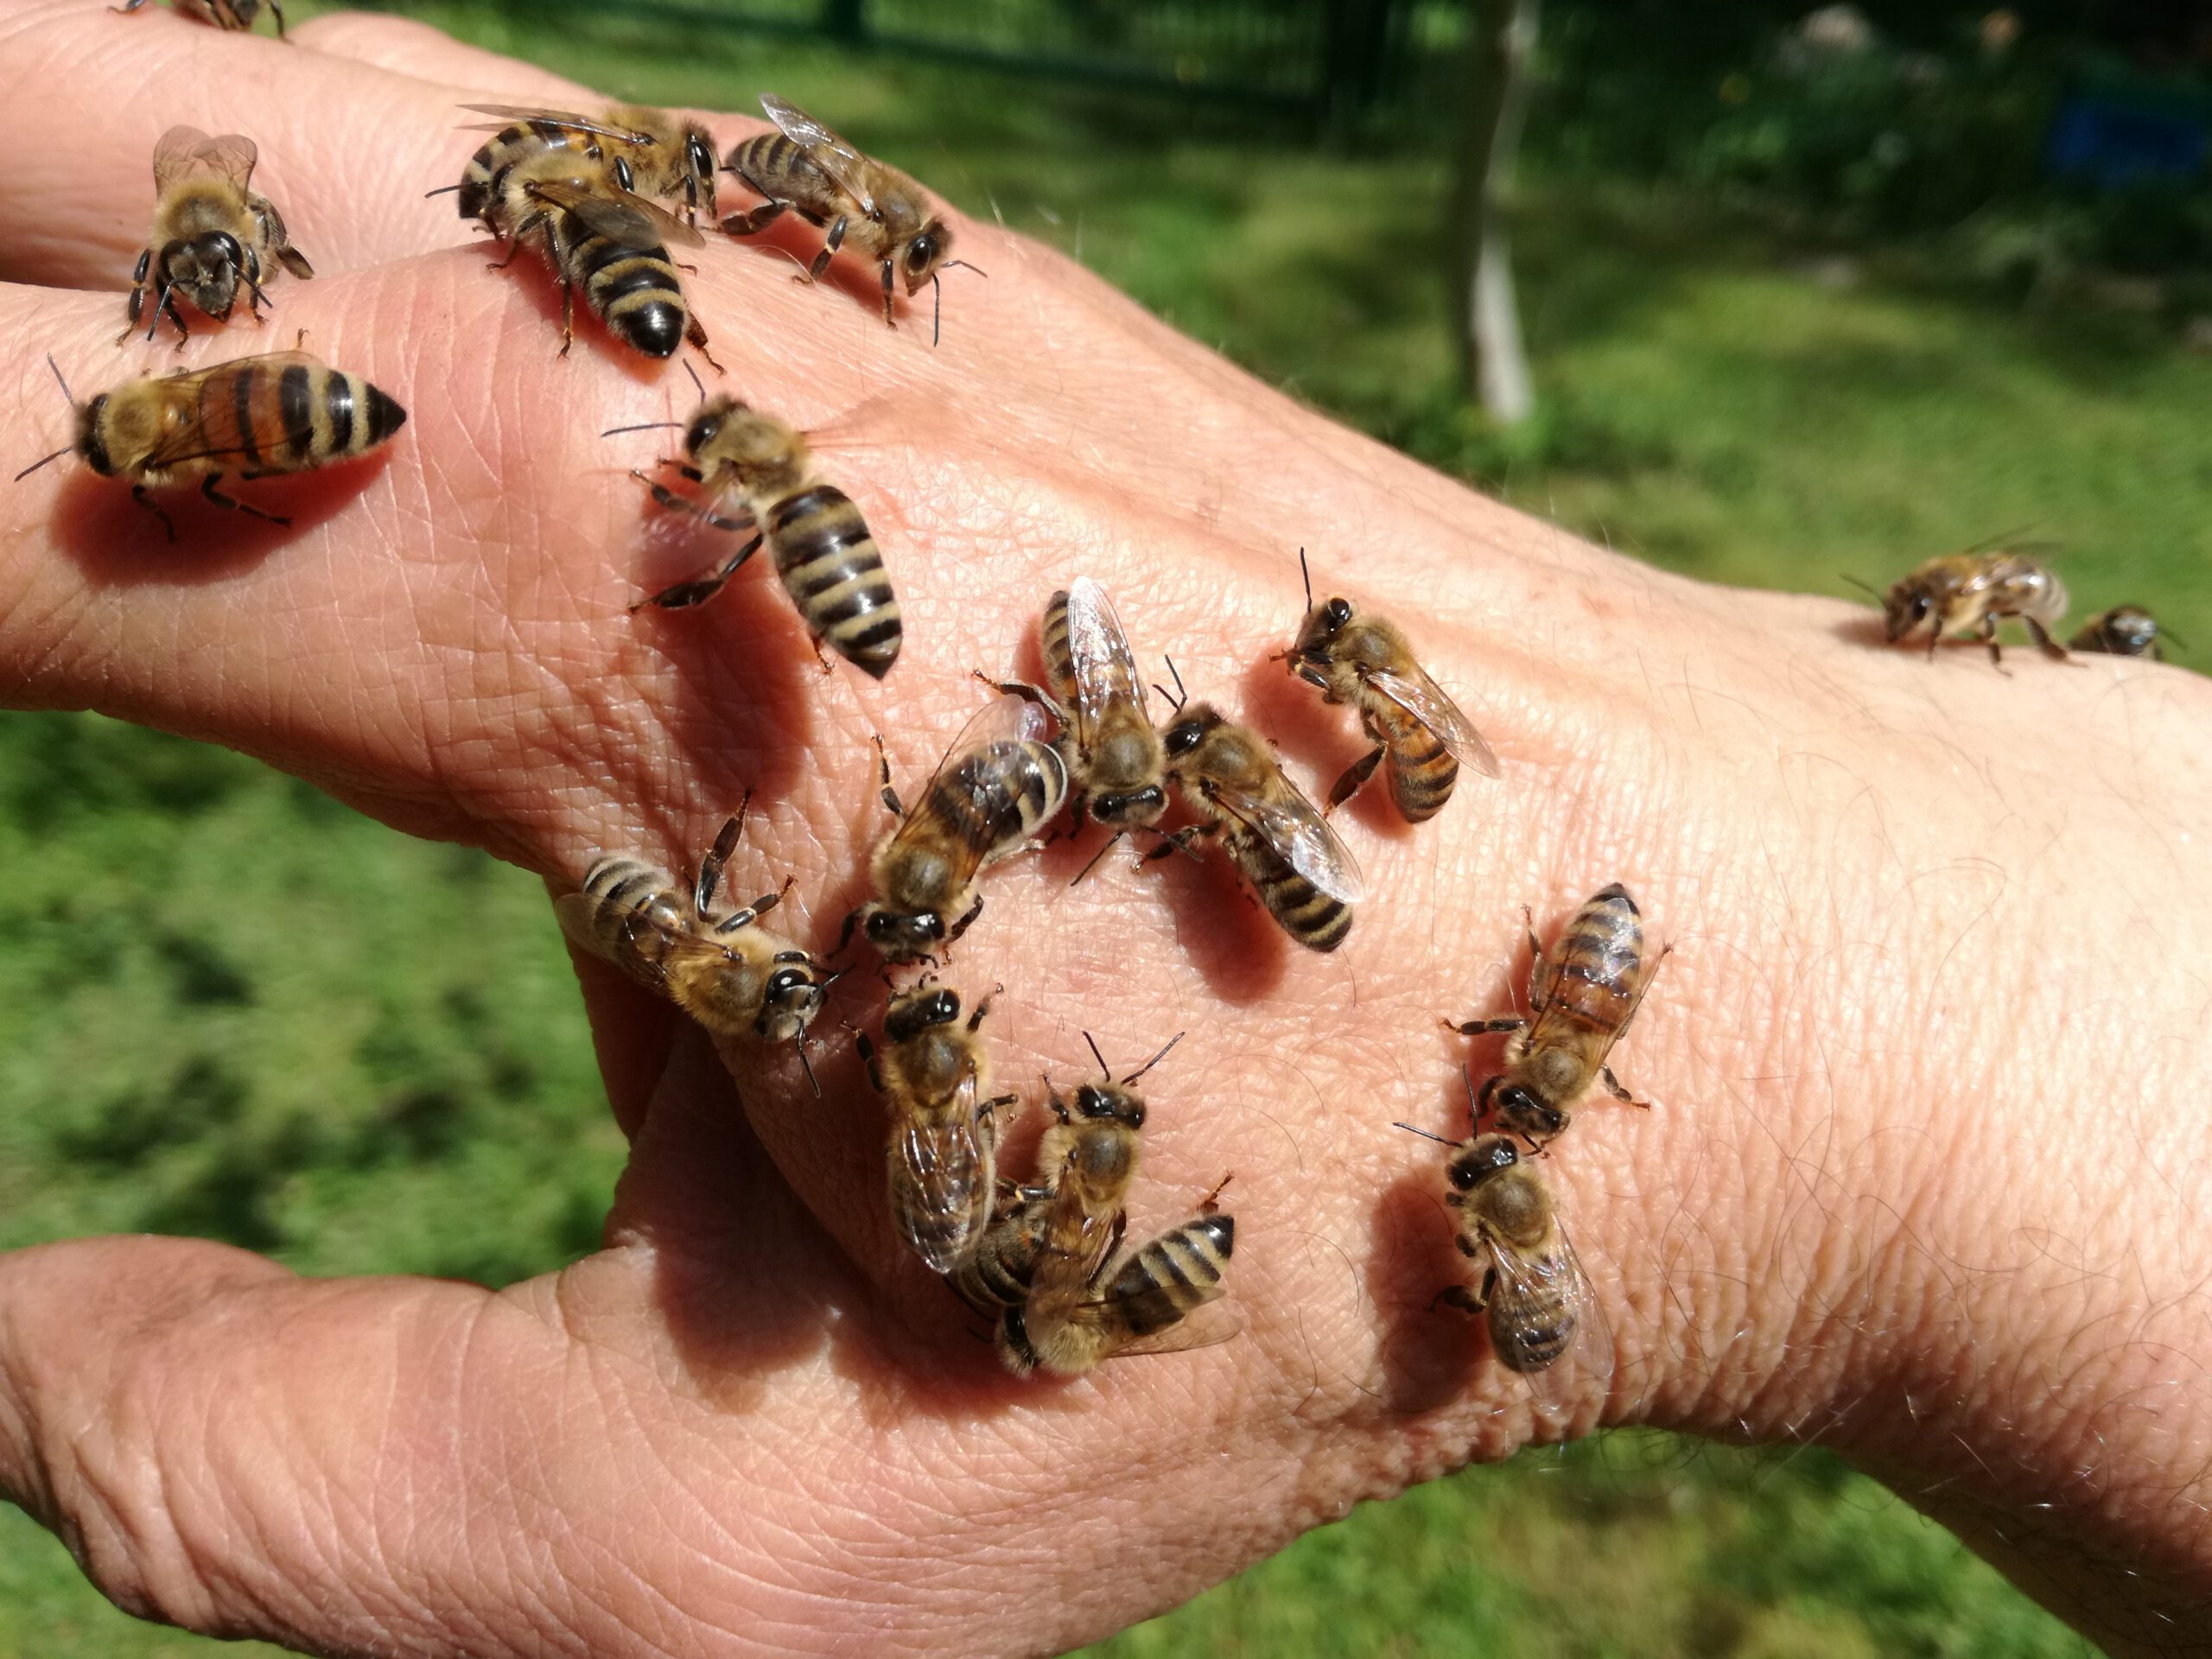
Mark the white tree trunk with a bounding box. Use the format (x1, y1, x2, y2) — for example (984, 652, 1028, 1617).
(1457, 0, 1539, 423)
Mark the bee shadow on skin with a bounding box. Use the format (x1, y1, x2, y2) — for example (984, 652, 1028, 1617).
(714, 218, 900, 334)
(1362, 1166, 1482, 1418)
(478, 239, 708, 387)
(1150, 839, 1291, 1004)
(1236, 652, 1415, 844)
(47, 457, 396, 588)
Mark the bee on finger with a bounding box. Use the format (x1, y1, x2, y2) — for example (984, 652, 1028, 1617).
(857, 981, 1016, 1273)
(1152, 671, 1364, 953)
(986, 577, 1168, 869)
(126, 127, 314, 344)
(1447, 883, 1665, 1147)
(484, 146, 717, 365)
(842, 700, 1070, 964)
(2070, 605, 2170, 660)
(455, 104, 718, 226)
(607, 368, 902, 678)
(1397, 1072, 1615, 1402)
(13, 352, 405, 543)
(721, 95, 982, 343)
(1281, 549, 1498, 822)
(554, 799, 831, 1076)
(119, 0, 283, 34)
(1862, 543, 2069, 666)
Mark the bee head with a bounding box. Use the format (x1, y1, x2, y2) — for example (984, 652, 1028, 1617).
(1073, 1082, 1145, 1128)
(1161, 702, 1225, 760)
(884, 981, 962, 1040)
(1446, 1135, 1518, 1193)
(1290, 594, 1357, 664)
(1487, 1080, 1563, 1139)
(683, 395, 751, 457)
(76, 395, 115, 476)
(900, 219, 952, 293)
(1090, 784, 1166, 827)
(1884, 582, 1936, 644)
(756, 954, 827, 1042)
(684, 130, 719, 210)
(168, 232, 245, 316)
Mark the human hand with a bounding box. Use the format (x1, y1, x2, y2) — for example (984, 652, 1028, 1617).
(1, 6, 2209, 1656)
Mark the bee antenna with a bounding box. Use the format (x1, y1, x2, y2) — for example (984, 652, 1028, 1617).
(1392, 1121, 1465, 1149)
(601, 420, 687, 438)
(1083, 1030, 1111, 1080)
(423, 184, 463, 198)
(44, 354, 74, 407)
(683, 358, 707, 401)
(1299, 546, 1313, 613)
(1121, 1030, 1184, 1086)
(931, 271, 943, 349)
(1151, 656, 1188, 714)
(942, 259, 988, 277)
(798, 1037, 822, 1098)
(1838, 573, 1883, 600)
(12, 447, 73, 484)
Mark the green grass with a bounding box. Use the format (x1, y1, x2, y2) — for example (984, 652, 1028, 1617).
(8, 3, 2195, 1653)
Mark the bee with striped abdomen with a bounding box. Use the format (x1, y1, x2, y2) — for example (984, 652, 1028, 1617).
(988, 577, 1168, 840)
(611, 373, 901, 677)
(1281, 550, 1498, 823)
(484, 147, 716, 364)
(555, 803, 829, 1077)
(119, 0, 283, 34)
(1448, 884, 1665, 1147)
(721, 95, 980, 342)
(1874, 544, 2069, 665)
(2070, 605, 2167, 660)
(1152, 680, 1363, 953)
(842, 700, 1070, 963)
(858, 981, 1015, 1273)
(1398, 1079, 1613, 1403)
(126, 127, 313, 343)
(456, 104, 718, 226)
(449, 110, 625, 231)
(12, 352, 405, 541)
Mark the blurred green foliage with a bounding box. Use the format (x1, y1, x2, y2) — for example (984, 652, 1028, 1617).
(13, 0, 2204, 1653)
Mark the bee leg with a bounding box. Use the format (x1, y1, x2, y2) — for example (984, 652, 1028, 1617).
(159, 288, 191, 348)
(1445, 1015, 1526, 1037)
(556, 282, 575, 359)
(1070, 830, 1126, 888)
(1598, 1066, 1652, 1109)
(642, 477, 752, 534)
(1325, 747, 1386, 816)
(967, 982, 1005, 1030)
(807, 633, 834, 676)
(717, 200, 789, 238)
(805, 217, 849, 284)
(128, 486, 178, 544)
(1980, 615, 2008, 671)
(633, 531, 763, 612)
(684, 315, 725, 374)
(979, 673, 1065, 723)
(855, 1031, 882, 1094)
(199, 475, 291, 528)
(835, 908, 865, 960)
(874, 736, 905, 819)
(1433, 1284, 1484, 1318)
(486, 217, 543, 269)
(946, 894, 985, 944)
(2024, 615, 2071, 663)
(880, 257, 897, 328)
(266, 0, 287, 36)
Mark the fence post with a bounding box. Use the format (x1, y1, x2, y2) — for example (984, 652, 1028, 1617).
(823, 0, 867, 45)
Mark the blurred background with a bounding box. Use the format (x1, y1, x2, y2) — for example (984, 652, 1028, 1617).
(10, 0, 2207, 1651)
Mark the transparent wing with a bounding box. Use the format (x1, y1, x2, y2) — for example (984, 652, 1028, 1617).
(1210, 779, 1365, 905)
(1079, 1297, 1244, 1361)
(759, 93, 876, 213)
(1063, 575, 1146, 757)
(1484, 1224, 1615, 1409)
(1365, 665, 1500, 779)
(459, 103, 651, 144)
(524, 177, 707, 248)
(919, 690, 1048, 795)
(897, 1091, 991, 1274)
(153, 125, 257, 189)
(139, 352, 319, 470)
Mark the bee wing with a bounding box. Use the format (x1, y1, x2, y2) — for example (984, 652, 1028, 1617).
(1484, 1224, 1615, 1409)
(1364, 665, 1500, 779)
(1063, 575, 1147, 754)
(1077, 1297, 1244, 1359)
(1209, 780, 1366, 906)
(524, 178, 707, 249)
(458, 103, 652, 144)
(896, 1101, 992, 1274)
(759, 93, 878, 215)
(918, 691, 1050, 793)
(136, 351, 321, 470)
(153, 125, 257, 189)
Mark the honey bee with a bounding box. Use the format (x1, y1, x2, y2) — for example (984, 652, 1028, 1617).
(1397, 1080, 1614, 1402)
(997, 1186, 1236, 1380)
(1448, 884, 1664, 1147)
(607, 370, 902, 678)
(842, 701, 1071, 963)
(721, 95, 981, 341)
(119, 0, 283, 33)
(987, 578, 1169, 842)
(1152, 680, 1364, 953)
(448, 110, 627, 231)
(1281, 550, 1498, 822)
(485, 146, 716, 364)
(855, 981, 1016, 1273)
(554, 800, 831, 1071)
(2070, 605, 2167, 659)
(456, 104, 718, 226)
(125, 127, 314, 343)
(1873, 545, 2069, 665)
(12, 352, 406, 542)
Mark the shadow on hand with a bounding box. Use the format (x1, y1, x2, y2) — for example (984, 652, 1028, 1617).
(1361, 1164, 1481, 1420)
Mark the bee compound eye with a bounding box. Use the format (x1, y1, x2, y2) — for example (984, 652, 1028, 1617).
(906, 235, 938, 274)
(1325, 598, 1353, 627)
(614, 156, 636, 192)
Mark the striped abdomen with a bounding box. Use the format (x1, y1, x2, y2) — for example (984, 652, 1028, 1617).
(569, 855, 689, 973)
(765, 484, 902, 678)
(548, 208, 689, 359)
(188, 359, 405, 480)
(890, 1110, 997, 1273)
(1039, 588, 1077, 702)
(1488, 1257, 1577, 1375)
(1529, 883, 1646, 1044)
(1230, 832, 1353, 953)
(723, 133, 844, 219)
(950, 1197, 1051, 1313)
(1103, 1214, 1235, 1338)
(459, 124, 600, 223)
(912, 740, 1068, 877)
(1367, 696, 1459, 823)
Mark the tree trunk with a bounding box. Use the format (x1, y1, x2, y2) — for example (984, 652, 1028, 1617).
(1452, 0, 1539, 423)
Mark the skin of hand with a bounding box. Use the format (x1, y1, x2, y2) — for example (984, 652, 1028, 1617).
(0, 5, 2208, 1656)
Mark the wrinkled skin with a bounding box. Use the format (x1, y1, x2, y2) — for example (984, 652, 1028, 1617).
(1, 6, 2210, 1657)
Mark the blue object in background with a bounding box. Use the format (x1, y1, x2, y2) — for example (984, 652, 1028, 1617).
(2046, 92, 2209, 188)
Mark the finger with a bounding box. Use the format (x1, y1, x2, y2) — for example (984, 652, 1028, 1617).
(0, 0, 589, 289)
